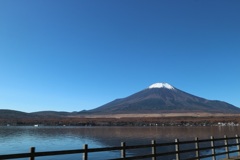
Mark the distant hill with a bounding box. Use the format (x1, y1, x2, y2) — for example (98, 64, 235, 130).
(32, 111, 72, 117)
(89, 83, 240, 114)
(0, 109, 36, 119)
(0, 110, 77, 121)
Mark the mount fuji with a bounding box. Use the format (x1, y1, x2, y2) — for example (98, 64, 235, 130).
(89, 83, 240, 114)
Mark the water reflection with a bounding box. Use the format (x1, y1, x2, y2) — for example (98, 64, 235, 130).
(0, 126, 240, 159)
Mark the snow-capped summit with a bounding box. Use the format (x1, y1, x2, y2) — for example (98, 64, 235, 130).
(148, 82, 174, 90)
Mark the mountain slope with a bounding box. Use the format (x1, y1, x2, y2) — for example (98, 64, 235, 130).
(90, 83, 240, 114)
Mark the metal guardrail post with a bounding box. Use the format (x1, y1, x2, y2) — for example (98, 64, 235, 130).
(211, 136, 216, 160)
(195, 137, 200, 160)
(224, 135, 229, 159)
(83, 144, 88, 160)
(175, 139, 180, 160)
(236, 134, 240, 156)
(152, 140, 156, 160)
(30, 147, 35, 160)
(121, 142, 126, 158)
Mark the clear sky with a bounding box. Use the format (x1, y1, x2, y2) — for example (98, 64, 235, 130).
(0, 0, 240, 112)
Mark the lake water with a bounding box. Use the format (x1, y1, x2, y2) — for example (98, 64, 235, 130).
(1, 126, 240, 160)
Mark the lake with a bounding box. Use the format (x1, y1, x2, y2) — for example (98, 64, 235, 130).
(0, 126, 240, 160)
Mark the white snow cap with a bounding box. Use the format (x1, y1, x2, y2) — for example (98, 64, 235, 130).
(148, 82, 174, 90)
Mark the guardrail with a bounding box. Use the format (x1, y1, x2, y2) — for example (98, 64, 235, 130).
(1, 135, 240, 160)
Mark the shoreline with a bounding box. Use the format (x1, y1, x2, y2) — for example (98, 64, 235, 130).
(1, 113, 240, 127)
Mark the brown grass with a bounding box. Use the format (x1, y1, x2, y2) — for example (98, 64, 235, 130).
(74, 113, 240, 118)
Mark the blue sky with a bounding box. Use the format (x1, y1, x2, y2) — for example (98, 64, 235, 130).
(0, 0, 240, 112)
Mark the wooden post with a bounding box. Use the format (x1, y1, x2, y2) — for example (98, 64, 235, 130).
(195, 137, 200, 160)
(175, 139, 180, 160)
(152, 140, 156, 160)
(121, 142, 126, 158)
(236, 134, 240, 156)
(211, 136, 216, 160)
(224, 135, 229, 159)
(30, 147, 35, 160)
(83, 144, 88, 160)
